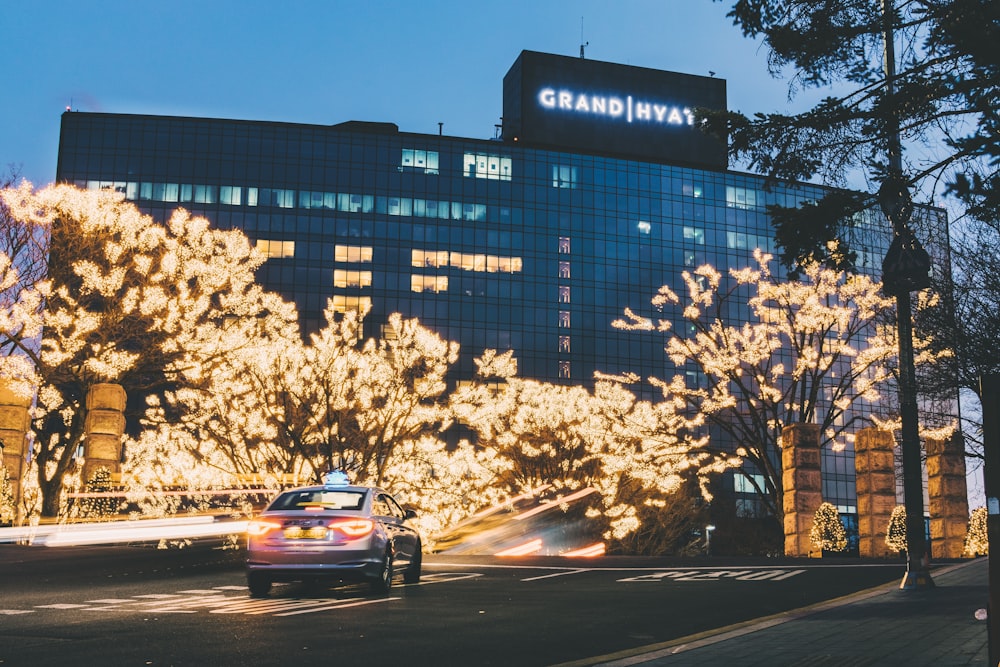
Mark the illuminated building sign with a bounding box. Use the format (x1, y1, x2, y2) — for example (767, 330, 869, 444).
(503, 51, 727, 169)
(536, 87, 694, 126)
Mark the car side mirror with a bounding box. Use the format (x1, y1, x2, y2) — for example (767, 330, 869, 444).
(404, 508, 417, 520)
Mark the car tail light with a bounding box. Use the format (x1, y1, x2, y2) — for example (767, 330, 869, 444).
(247, 520, 282, 536)
(329, 518, 375, 537)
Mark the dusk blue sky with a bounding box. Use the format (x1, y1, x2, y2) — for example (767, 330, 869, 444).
(3, 0, 800, 187)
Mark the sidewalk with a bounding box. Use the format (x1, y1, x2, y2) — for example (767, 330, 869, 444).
(584, 557, 989, 666)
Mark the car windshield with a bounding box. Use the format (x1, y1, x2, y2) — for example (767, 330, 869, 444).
(268, 489, 367, 511)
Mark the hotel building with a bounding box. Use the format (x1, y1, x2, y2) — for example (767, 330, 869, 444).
(54, 51, 954, 535)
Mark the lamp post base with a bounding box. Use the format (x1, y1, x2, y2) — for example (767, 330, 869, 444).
(899, 568, 935, 590)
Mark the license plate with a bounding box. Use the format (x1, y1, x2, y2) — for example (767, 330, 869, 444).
(284, 526, 327, 539)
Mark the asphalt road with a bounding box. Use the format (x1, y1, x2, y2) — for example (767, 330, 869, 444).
(0, 544, 909, 667)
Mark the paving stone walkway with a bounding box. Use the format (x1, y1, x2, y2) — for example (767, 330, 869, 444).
(589, 558, 989, 666)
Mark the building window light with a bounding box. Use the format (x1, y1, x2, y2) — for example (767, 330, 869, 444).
(335, 245, 373, 263)
(682, 182, 704, 198)
(410, 275, 448, 293)
(558, 310, 571, 328)
(558, 361, 571, 379)
(558, 237, 571, 254)
(726, 185, 760, 210)
(333, 270, 372, 288)
(558, 286, 571, 303)
(637, 220, 651, 235)
(255, 239, 295, 259)
(463, 152, 512, 181)
(331, 295, 371, 316)
(558, 261, 571, 279)
(683, 226, 705, 245)
(401, 149, 439, 175)
(551, 165, 577, 189)
(559, 335, 571, 353)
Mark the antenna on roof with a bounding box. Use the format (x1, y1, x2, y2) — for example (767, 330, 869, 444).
(580, 17, 588, 59)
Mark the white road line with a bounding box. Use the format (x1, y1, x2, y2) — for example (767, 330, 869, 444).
(275, 597, 399, 616)
(426, 562, 901, 572)
(36, 603, 88, 609)
(243, 598, 366, 615)
(134, 594, 180, 599)
(176, 589, 225, 595)
(87, 598, 134, 604)
(1, 609, 34, 615)
(137, 594, 239, 613)
(209, 597, 354, 615)
(213, 586, 247, 591)
(522, 569, 591, 582)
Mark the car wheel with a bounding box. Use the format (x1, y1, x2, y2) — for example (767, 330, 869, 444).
(404, 542, 422, 584)
(247, 572, 272, 597)
(371, 550, 393, 594)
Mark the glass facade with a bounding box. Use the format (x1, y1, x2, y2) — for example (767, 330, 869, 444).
(54, 109, 953, 523)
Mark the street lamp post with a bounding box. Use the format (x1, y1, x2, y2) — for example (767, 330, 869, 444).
(880, 0, 933, 590)
(705, 524, 716, 557)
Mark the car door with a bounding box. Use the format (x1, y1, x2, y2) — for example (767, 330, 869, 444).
(374, 492, 417, 563)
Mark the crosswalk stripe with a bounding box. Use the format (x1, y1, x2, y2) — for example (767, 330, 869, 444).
(216, 598, 361, 615)
(176, 589, 225, 595)
(274, 597, 399, 616)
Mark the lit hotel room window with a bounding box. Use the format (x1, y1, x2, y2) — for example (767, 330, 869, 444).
(552, 165, 578, 189)
(333, 270, 372, 288)
(331, 295, 371, 316)
(410, 275, 448, 293)
(335, 245, 373, 263)
(255, 239, 295, 259)
(463, 152, 512, 181)
(400, 149, 440, 174)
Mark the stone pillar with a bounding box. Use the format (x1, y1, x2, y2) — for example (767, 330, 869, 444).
(927, 433, 969, 559)
(854, 427, 897, 558)
(782, 423, 822, 558)
(0, 385, 32, 522)
(83, 383, 126, 483)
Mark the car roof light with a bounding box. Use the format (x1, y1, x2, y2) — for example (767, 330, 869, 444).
(323, 470, 350, 488)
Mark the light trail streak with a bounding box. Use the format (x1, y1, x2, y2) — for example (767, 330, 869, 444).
(560, 543, 606, 558)
(512, 487, 597, 521)
(0, 515, 248, 547)
(494, 538, 544, 557)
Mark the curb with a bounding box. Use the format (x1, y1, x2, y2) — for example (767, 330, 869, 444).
(549, 559, 981, 667)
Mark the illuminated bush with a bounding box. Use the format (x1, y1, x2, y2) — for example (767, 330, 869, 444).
(810, 501, 847, 552)
(964, 506, 988, 557)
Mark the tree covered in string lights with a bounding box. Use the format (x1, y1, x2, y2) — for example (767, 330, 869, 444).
(0, 184, 277, 518)
(614, 250, 910, 522)
(141, 303, 459, 487)
(450, 350, 734, 553)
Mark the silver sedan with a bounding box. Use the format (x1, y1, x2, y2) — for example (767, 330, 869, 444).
(246, 473, 421, 596)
